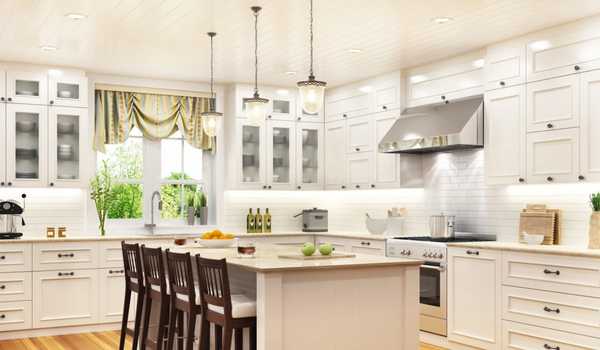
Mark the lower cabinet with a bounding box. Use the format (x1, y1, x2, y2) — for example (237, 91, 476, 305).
(33, 269, 99, 328)
(0, 301, 32, 332)
(502, 320, 600, 350)
(447, 247, 501, 350)
(315, 236, 385, 256)
(99, 268, 134, 324)
(526, 128, 580, 183)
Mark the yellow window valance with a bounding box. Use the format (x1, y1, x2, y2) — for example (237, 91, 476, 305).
(93, 89, 215, 152)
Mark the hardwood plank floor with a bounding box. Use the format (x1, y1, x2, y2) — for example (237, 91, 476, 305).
(0, 331, 443, 349)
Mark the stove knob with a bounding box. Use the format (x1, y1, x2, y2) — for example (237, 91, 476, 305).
(406, 250, 411, 256)
(422, 253, 428, 258)
(438, 253, 444, 259)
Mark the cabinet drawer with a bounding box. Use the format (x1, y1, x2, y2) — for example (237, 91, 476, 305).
(0, 243, 32, 272)
(503, 320, 600, 350)
(503, 252, 600, 297)
(99, 241, 124, 268)
(526, 75, 580, 132)
(503, 285, 600, 337)
(0, 272, 31, 302)
(0, 301, 32, 332)
(33, 242, 99, 271)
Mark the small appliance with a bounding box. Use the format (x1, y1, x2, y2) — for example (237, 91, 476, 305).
(429, 214, 456, 240)
(294, 208, 328, 232)
(0, 194, 26, 239)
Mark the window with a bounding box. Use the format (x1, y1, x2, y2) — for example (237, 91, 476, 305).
(96, 128, 206, 223)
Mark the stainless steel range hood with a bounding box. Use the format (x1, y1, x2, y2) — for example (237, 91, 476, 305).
(378, 96, 484, 154)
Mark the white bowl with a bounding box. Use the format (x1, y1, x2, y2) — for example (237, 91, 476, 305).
(195, 238, 236, 248)
(58, 90, 72, 98)
(523, 233, 544, 245)
(366, 215, 388, 235)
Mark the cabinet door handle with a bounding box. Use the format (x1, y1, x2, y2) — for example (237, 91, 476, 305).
(499, 81, 506, 86)
(57, 253, 74, 258)
(49, 100, 54, 105)
(574, 65, 580, 71)
(297, 117, 301, 121)
(7, 182, 12, 186)
(0, 314, 5, 319)
(0, 182, 4, 186)
(546, 123, 554, 129)
(50, 182, 54, 187)
(543, 306, 560, 314)
(441, 95, 446, 100)
(546, 176, 554, 182)
(355, 148, 360, 152)
(0, 256, 5, 260)
(466, 250, 479, 255)
(262, 185, 267, 189)
(544, 344, 560, 350)
(355, 184, 360, 189)
(7, 97, 12, 102)
(361, 241, 371, 246)
(578, 175, 585, 181)
(543, 268, 560, 275)
(109, 270, 124, 274)
(341, 185, 346, 189)
(267, 185, 272, 189)
(342, 114, 347, 118)
(370, 184, 375, 188)
(0, 97, 4, 101)
(382, 105, 387, 110)
(518, 178, 525, 183)
(58, 272, 75, 277)
(0, 285, 5, 290)
(297, 186, 301, 190)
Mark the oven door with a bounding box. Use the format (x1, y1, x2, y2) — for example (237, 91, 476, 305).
(420, 262, 447, 319)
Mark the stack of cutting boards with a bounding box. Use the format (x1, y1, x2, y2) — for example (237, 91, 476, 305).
(518, 204, 562, 245)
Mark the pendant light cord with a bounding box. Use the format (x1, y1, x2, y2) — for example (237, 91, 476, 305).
(253, 8, 259, 96)
(309, 0, 314, 79)
(210, 33, 215, 111)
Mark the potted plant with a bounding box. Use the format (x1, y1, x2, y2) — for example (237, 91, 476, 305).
(185, 192, 195, 225)
(194, 190, 208, 225)
(590, 193, 600, 249)
(90, 161, 114, 236)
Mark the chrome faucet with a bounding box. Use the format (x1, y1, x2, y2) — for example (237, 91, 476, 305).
(145, 191, 163, 231)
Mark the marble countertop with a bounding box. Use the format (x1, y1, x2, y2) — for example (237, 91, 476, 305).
(166, 244, 421, 272)
(448, 241, 600, 258)
(0, 231, 390, 243)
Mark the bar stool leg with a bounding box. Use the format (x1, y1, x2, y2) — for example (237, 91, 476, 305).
(166, 301, 177, 350)
(185, 313, 196, 350)
(199, 317, 210, 350)
(156, 301, 170, 350)
(119, 288, 132, 350)
(234, 328, 243, 350)
(177, 310, 184, 350)
(222, 325, 233, 350)
(250, 324, 257, 350)
(132, 291, 145, 349)
(215, 325, 223, 350)
(140, 294, 153, 350)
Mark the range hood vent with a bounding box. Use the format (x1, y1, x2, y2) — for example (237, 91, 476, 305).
(378, 96, 484, 154)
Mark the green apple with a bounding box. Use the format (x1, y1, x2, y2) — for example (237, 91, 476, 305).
(301, 242, 316, 256)
(319, 243, 333, 256)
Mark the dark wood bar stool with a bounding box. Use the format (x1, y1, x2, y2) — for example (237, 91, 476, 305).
(119, 242, 146, 350)
(165, 250, 202, 350)
(140, 245, 170, 350)
(195, 256, 257, 350)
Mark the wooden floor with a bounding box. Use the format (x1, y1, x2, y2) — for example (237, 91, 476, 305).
(0, 331, 445, 349)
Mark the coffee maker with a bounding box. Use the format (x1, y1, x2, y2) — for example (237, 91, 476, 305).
(0, 194, 26, 239)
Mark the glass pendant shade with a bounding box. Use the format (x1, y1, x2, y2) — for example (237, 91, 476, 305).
(297, 79, 326, 114)
(201, 111, 222, 137)
(244, 96, 269, 125)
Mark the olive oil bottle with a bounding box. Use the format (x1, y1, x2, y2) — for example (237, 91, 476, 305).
(263, 208, 272, 233)
(255, 208, 263, 233)
(246, 208, 255, 233)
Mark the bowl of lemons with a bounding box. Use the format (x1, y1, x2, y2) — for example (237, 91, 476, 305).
(195, 230, 237, 248)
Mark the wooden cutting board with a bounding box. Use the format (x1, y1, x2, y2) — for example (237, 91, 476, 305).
(278, 253, 356, 260)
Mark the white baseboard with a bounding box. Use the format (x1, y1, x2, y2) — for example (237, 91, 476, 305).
(420, 331, 480, 350)
(0, 322, 130, 341)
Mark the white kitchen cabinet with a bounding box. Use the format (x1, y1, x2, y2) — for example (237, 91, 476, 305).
(48, 75, 88, 108)
(346, 116, 373, 154)
(236, 120, 266, 189)
(5, 71, 48, 105)
(447, 247, 501, 350)
(0, 272, 31, 303)
(314, 236, 385, 256)
(372, 113, 400, 189)
(0, 71, 5, 101)
(295, 122, 324, 190)
(0, 301, 32, 332)
(325, 91, 370, 122)
(484, 38, 527, 91)
(526, 75, 580, 132)
(405, 50, 485, 107)
(325, 120, 347, 190)
(346, 153, 372, 190)
(5, 104, 48, 187)
(485, 86, 527, 185)
(0, 103, 5, 187)
(99, 268, 135, 323)
(264, 87, 296, 121)
(33, 269, 99, 328)
(0, 244, 32, 273)
(526, 17, 600, 82)
(580, 70, 600, 182)
(527, 128, 580, 183)
(502, 320, 600, 350)
(33, 242, 99, 271)
(372, 73, 401, 112)
(266, 120, 295, 190)
(297, 108, 324, 123)
(99, 241, 124, 269)
(48, 107, 87, 188)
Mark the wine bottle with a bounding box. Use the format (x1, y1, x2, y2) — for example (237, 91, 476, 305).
(264, 208, 272, 233)
(246, 208, 255, 233)
(255, 208, 263, 233)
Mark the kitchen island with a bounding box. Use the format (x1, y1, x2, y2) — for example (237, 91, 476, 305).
(167, 243, 422, 350)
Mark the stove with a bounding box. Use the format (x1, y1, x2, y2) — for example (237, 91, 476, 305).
(386, 233, 496, 336)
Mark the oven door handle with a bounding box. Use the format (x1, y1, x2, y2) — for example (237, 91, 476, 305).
(421, 264, 445, 272)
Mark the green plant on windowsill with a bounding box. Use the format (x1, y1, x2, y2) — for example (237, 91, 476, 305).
(591, 193, 600, 212)
(194, 190, 208, 225)
(90, 161, 115, 236)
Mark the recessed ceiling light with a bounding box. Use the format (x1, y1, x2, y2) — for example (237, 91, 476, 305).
(432, 16, 454, 24)
(40, 45, 57, 52)
(347, 48, 363, 54)
(285, 71, 297, 76)
(66, 13, 87, 20)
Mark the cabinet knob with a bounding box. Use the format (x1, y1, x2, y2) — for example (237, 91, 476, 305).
(355, 147, 360, 152)
(297, 117, 301, 121)
(578, 175, 585, 181)
(262, 185, 267, 189)
(444, 100, 449, 104)
(546, 176, 554, 182)
(50, 182, 54, 187)
(499, 81, 506, 86)
(341, 185, 346, 189)
(7, 97, 12, 102)
(518, 178, 525, 183)
(7, 182, 12, 186)
(546, 123, 554, 129)
(268, 185, 272, 189)
(0, 182, 4, 186)
(441, 95, 446, 100)
(0, 97, 4, 101)
(0, 256, 5, 260)
(355, 184, 360, 189)
(371, 184, 375, 188)
(297, 186, 301, 190)
(0, 314, 5, 319)
(49, 100, 54, 105)
(574, 65, 581, 71)
(0, 285, 5, 290)
(342, 114, 347, 118)
(382, 105, 387, 110)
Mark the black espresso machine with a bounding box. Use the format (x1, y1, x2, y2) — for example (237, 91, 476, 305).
(0, 194, 26, 239)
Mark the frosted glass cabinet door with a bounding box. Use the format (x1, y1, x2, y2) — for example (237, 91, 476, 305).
(266, 121, 295, 190)
(49, 107, 86, 187)
(6, 71, 48, 105)
(49, 76, 88, 108)
(238, 122, 265, 189)
(296, 123, 324, 190)
(5, 104, 48, 187)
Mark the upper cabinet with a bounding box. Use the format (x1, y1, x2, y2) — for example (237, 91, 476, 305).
(526, 16, 600, 82)
(235, 120, 266, 189)
(580, 70, 600, 182)
(0, 103, 5, 186)
(230, 84, 301, 122)
(48, 75, 88, 108)
(526, 75, 580, 132)
(405, 50, 484, 108)
(325, 89, 370, 122)
(324, 120, 347, 190)
(48, 107, 88, 187)
(266, 120, 296, 190)
(6, 71, 48, 105)
(296, 122, 324, 190)
(484, 38, 527, 91)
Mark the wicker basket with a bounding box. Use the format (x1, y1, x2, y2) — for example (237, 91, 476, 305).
(589, 212, 600, 249)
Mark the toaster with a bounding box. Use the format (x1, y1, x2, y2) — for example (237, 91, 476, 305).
(294, 208, 328, 232)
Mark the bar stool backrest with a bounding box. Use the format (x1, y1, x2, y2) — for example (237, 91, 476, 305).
(141, 245, 167, 294)
(121, 241, 144, 290)
(195, 256, 232, 315)
(165, 250, 196, 303)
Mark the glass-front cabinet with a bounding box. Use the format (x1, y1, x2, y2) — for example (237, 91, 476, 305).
(269, 89, 296, 121)
(296, 123, 324, 190)
(266, 121, 295, 190)
(238, 121, 266, 189)
(49, 107, 86, 187)
(49, 76, 88, 108)
(6, 71, 48, 105)
(5, 104, 48, 187)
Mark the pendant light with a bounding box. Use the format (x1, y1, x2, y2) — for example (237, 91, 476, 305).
(244, 6, 269, 125)
(297, 0, 326, 114)
(201, 32, 222, 138)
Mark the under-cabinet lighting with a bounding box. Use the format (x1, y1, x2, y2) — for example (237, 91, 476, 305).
(285, 71, 297, 76)
(347, 48, 363, 54)
(65, 13, 88, 20)
(40, 45, 57, 51)
(432, 17, 454, 24)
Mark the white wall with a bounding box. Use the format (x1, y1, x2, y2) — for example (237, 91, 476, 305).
(224, 149, 598, 246)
